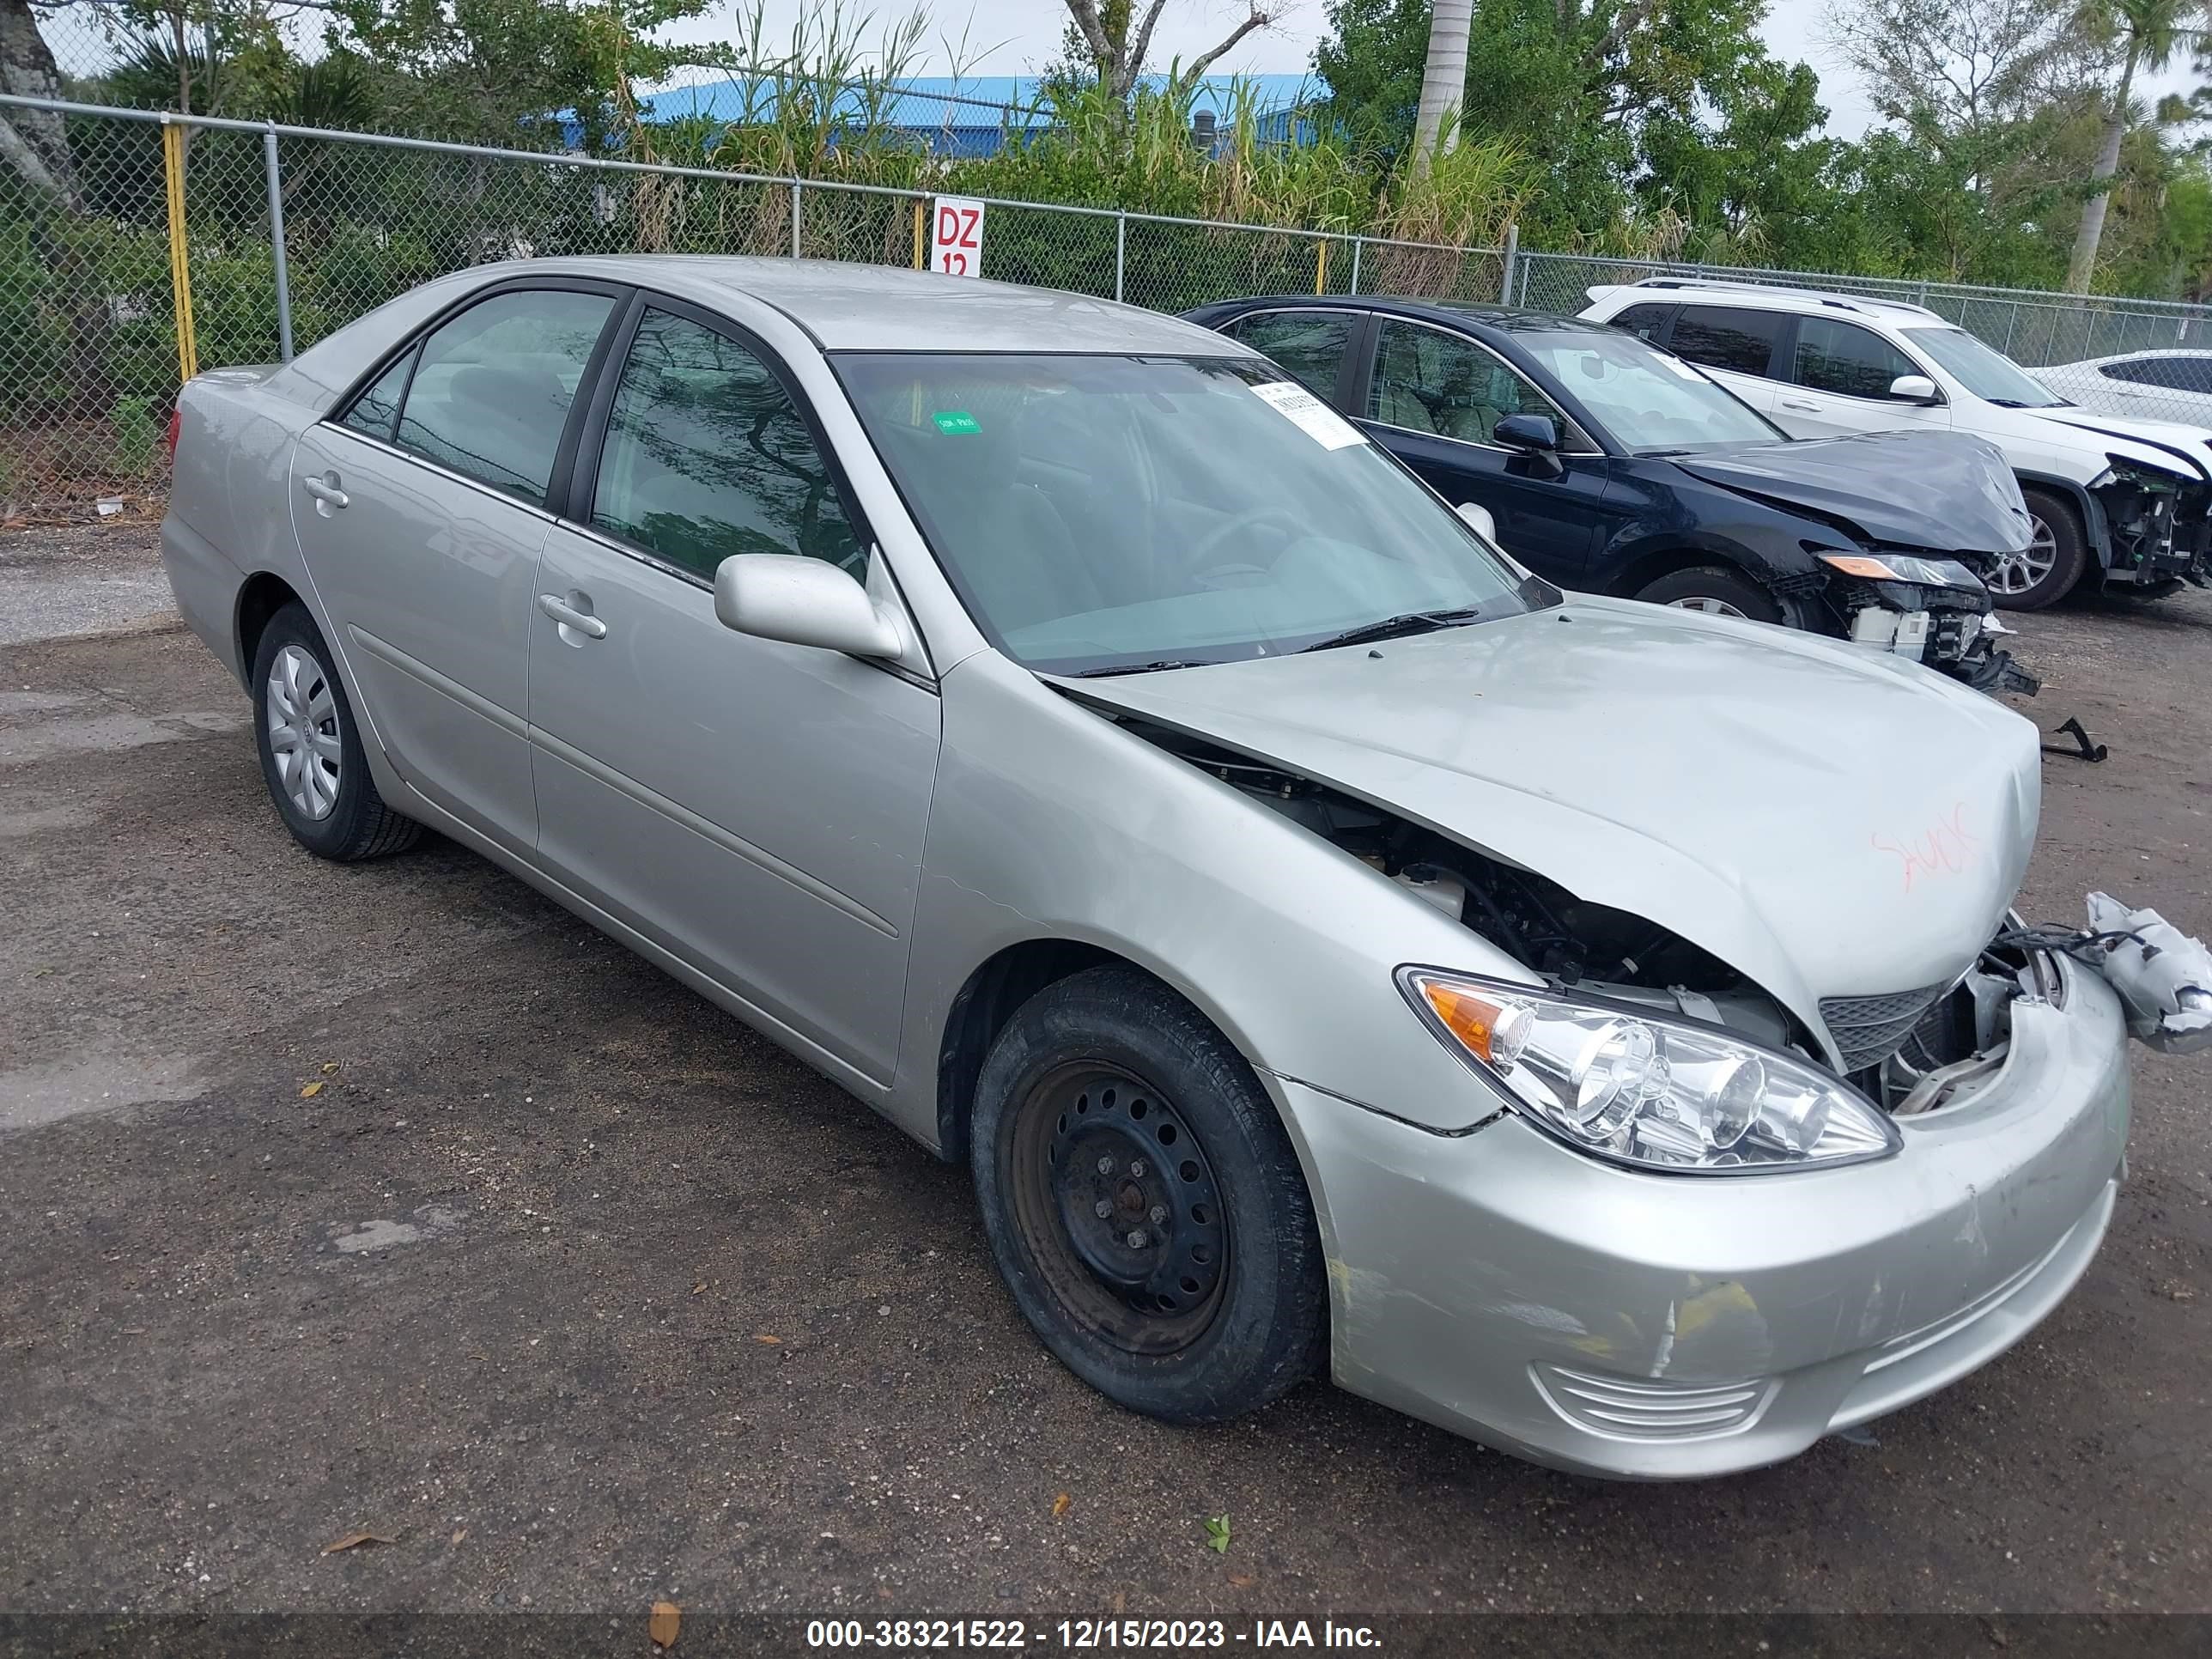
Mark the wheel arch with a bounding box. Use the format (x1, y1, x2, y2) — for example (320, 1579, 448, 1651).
(2014, 471, 2109, 567)
(234, 569, 307, 684)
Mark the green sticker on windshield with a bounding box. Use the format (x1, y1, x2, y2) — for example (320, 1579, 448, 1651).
(932, 410, 981, 435)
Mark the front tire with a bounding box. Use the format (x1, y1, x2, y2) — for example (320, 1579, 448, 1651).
(1634, 564, 1784, 623)
(1995, 488, 2089, 611)
(969, 967, 1327, 1424)
(250, 603, 422, 861)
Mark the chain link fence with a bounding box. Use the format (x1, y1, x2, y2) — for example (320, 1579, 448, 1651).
(0, 96, 1510, 511)
(1513, 252, 2212, 422)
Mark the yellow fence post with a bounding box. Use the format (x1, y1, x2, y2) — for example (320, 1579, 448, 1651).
(161, 118, 198, 383)
(1314, 239, 1328, 295)
(912, 198, 927, 270)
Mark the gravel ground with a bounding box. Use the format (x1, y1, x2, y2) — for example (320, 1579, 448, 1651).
(1, 528, 2208, 1634)
(0, 522, 175, 646)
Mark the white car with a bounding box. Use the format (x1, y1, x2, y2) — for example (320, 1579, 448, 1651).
(1581, 278, 2212, 610)
(2033, 348, 2212, 428)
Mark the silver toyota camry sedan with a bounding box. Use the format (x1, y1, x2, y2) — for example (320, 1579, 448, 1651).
(161, 257, 2134, 1479)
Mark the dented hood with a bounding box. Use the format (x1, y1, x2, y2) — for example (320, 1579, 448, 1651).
(1673, 431, 2032, 556)
(1057, 597, 2041, 1054)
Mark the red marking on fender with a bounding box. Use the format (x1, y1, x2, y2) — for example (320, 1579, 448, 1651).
(1872, 803, 1978, 892)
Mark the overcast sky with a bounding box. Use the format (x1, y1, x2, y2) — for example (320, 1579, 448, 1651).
(668, 0, 2203, 143)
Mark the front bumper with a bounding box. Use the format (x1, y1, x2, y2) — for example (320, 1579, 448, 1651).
(1276, 958, 2129, 1480)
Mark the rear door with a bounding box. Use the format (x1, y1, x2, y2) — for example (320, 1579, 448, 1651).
(526, 296, 939, 1086)
(289, 281, 623, 852)
(1771, 314, 1952, 440)
(1660, 304, 1786, 412)
(1356, 318, 1615, 581)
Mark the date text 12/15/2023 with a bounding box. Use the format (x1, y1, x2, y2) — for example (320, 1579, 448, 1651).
(805, 1618, 1384, 1649)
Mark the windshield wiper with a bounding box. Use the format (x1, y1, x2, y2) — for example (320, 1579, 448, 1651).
(1986, 398, 2060, 410)
(1068, 659, 1217, 678)
(1298, 607, 1485, 653)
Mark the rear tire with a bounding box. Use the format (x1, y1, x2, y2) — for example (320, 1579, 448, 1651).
(250, 603, 422, 862)
(1996, 489, 2089, 611)
(1634, 565, 1784, 623)
(969, 967, 1327, 1425)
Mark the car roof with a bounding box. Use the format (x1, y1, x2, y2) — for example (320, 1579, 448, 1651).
(1194, 292, 1612, 341)
(484, 254, 1255, 356)
(1587, 277, 1949, 325)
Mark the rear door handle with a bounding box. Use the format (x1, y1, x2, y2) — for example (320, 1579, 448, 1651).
(301, 474, 349, 509)
(536, 592, 607, 640)
(1779, 398, 1817, 412)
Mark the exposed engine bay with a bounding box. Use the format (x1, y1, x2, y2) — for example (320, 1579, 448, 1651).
(1118, 715, 2190, 1115)
(2092, 464, 2211, 592)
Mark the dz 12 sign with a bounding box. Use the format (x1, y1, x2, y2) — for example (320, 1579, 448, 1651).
(931, 197, 986, 276)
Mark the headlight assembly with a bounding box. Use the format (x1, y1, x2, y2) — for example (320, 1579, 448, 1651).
(1398, 968, 1901, 1174)
(1819, 552, 1982, 590)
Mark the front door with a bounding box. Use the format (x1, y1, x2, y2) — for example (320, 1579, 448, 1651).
(1358, 318, 1614, 581)
(1769, 315, 1954, 441)
(526, 300, 940, 1086)
(289, 283, 621, 851)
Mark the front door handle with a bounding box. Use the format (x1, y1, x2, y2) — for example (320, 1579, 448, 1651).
(536, 592, 607, 640)
(301, 474, 349, 509)
(1778, 398, 1818, 412)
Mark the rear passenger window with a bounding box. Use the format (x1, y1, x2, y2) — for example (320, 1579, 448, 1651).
(392, 289, 616, 502)
(341, 349, 414, 442)
(1792, 317, 1921, 399)
(1227, 311, 1357, 399)
(1668, 307, 1784, 379)
(591, 307, 865, 581)
(1607, 302, 1677, 344)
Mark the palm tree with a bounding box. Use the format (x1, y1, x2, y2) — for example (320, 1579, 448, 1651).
(1409, 0, 1474, 179)
(2064, 0, 2205, 291)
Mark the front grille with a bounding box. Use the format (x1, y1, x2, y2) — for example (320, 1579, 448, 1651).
(1820, 984, 1949, 1071)
(1530, 1364, 1774, 1442)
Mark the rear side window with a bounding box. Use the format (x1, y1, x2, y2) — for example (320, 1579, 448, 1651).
(591, 307, 865, 581)
(2102, 356, 2212, 392)
(1607, 302, 1677, 343)
(1226, 310, 1358, 400)
(390, 289, 616, 502)
(341, 349, 414, 442)
(1668, 307, 1785, 379)
(1792, 317, 1921, 399)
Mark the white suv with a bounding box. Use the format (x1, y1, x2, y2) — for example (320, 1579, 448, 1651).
(1581, 277, 2212, 609)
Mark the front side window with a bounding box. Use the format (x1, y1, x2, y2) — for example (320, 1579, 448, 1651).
(1791, 317, 1923, 399)
(836, 352, 1540, 677)
(592, 307, 864, 581)
(1516, 327, 1784, 453)
(1366, 321, 1574, 446)
(392, 288, 615, 501)
(1228, 310, 1358, 399)
(1668, 306, 1785, 379)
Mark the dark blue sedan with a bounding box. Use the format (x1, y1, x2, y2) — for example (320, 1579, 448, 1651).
(1182, 295, 2038, 696)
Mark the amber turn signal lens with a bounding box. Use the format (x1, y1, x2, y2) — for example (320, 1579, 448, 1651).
(1818, 554, 1899, 581)
(1422, 981, 1510, 1061)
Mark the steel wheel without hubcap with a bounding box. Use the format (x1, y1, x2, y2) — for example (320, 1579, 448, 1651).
(1990, 518, 2060, 598)
(264, 642, 341, 820)
(1664, 595, 1748, 617)
(1008, 1061, 1228, 1354)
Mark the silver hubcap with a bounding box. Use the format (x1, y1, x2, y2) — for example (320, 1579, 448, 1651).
(1990, 518, 2058, 596)
(1665, 595, 1747, 618)
(265, 643, 342, 820)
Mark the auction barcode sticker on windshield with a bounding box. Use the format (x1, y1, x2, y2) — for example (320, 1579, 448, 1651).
(1249, 380, 1366, 450)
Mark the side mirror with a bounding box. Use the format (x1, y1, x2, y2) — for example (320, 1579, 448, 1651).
(1492, 413, 1559, 452)
(1889, 374, 1939, 404)
(714, 553, 904, 658)
(1454, 500, 1499, 543)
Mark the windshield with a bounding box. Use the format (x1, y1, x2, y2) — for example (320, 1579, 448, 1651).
(1519, 326, 1784, 452)
(836, 353, 1542, 675)
(1902, 325, 2065, 407)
